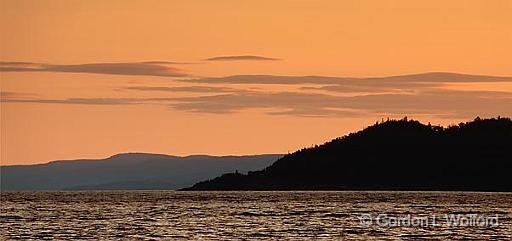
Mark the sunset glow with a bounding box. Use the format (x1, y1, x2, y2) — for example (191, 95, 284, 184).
(1, 0, 511, 165)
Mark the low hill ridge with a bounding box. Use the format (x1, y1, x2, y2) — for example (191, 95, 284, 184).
(1, 154, 282, 190)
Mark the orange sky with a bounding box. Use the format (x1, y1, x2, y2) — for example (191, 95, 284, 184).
(1, 0, 511, 165)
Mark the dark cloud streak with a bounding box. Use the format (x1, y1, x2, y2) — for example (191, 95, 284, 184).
(0, 61, 187, 77)
(205, 55, 280, 61)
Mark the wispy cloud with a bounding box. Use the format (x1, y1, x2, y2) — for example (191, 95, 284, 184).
(205, 55, 280, 61)
(2, 89, 511, 118)
(169, 90, 512, 118)
(0, 61, 187, 77)
(1, 96, 141, 105)
(0, 91, 39, 99)
(124, 86, 237, 93)
(183, 72, 512, 92)
(184, 75, 345, 85)
(2, 72, 511, 118)
(0, 93, 179, 106)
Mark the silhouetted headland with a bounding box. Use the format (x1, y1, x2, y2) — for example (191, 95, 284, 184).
(182, 117, 512, 191)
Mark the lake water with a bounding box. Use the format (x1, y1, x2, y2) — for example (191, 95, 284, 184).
(1, 191, 511, 240)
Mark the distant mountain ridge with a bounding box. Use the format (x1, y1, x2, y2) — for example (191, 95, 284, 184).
(184, 117, 512, 191)
(1, 153, 282, 190)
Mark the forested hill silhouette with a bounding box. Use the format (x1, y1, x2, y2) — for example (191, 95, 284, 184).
(183, 117, 512, 191)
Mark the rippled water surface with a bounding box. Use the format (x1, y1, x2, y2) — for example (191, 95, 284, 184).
(1, 191, 511, 240)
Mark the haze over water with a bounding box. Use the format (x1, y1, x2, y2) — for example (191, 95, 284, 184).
(1, 191, 511, 240)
